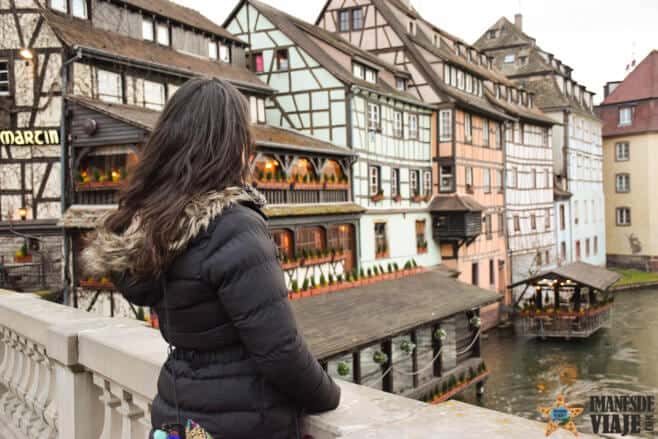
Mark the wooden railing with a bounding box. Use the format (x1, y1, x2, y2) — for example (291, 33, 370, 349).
(514, 305, 612, 338)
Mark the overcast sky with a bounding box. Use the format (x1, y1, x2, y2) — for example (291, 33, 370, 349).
(173, 0, 658, 104)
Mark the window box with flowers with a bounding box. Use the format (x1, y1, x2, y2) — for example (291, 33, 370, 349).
(370, 190, 384, 202)
(253, 169, 291, 190)
(392, 194, 402, 203)
(291, 174, 324, 190)
(417, 239, 428, 254)
(14, 243, 32, 263)
(76, 167, 124, 191)
(300, 248, 333, 266)
(280, 254, 300, 270)
(410, 191, 423, 203)
(323, 174, 350, 190)
(422, 193, 432, 202)
(79, 276, 115, 289)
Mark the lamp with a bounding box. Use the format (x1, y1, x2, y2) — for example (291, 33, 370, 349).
(17, 207, 27, 221)
(19, 48, 33, 60)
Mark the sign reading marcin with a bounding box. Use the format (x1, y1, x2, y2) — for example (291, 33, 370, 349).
(0, 129, 60, 146)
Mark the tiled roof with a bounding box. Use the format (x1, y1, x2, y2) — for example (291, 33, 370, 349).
(428, 193, 485, 212)
(523, 78, 569, 110)
(484, 89, 555, 125)
(44, 11, 271, 93)
(508, 261, 621, 292)
(117, 0, 241, 44)
(473, 17, 535, 51)
(66, 96, 353, 157)
(241, 0, 430, 108)
(601, 50, 658, 105)
(291, 268, 500, 359)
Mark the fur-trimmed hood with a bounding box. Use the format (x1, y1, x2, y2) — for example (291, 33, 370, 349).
(81, 186, 266, 277)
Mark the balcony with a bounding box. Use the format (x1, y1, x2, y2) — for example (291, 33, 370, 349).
(429, 194, 484, 244)
(0, 290, 594, 439)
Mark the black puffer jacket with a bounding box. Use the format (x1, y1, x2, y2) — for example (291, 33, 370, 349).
(82, 187, 340, 438)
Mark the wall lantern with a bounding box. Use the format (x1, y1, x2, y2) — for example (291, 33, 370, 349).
(19, 48, 33, 60)
(17, 207, 27, 220)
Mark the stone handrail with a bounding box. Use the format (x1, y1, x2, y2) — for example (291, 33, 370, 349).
(0, 290, 592, 438)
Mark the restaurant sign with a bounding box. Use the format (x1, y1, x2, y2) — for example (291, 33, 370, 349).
(0, 129, 60, 146)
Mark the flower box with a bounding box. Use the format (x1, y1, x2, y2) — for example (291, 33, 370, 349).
(324, 182, 350, 191)
(332, 254, 346, 263)
(375, 252, 389, 259)
(430, 369, 490, 405)
(281, 260, 300, 270)
(417, 247, 428, 254)
(254, 180, 290, 190)
(288, 292, 301, 300)
(303, 255, 333, 266)
(410, 195, 423, 203)
(293, 182, 324, 190)
(13, 255, 33, 263)
(370, 193, 384, 202)
(423, 195, 432, 202)
(79, 279, 115, 289)
(75, 181, 122, 191)
(300, 290, 312, 298)
(392, 194, 402, 203)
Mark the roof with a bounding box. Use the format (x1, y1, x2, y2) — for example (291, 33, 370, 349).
(601, 50, 658, 105)
(239, 0, 430, 108)
(428, 194, 485, 213)
(263, 203, 364, 218)
(484, 89, 555, 125)
(67, 96, 353, 157)
(116, 0, 242, 44)
(508, 262, 621, 291)
(474, 17, 535, 52)
(291, 268, 501, 359)
(44, 11, 271, 94)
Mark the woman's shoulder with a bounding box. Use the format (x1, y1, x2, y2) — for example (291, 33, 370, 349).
(203, 202, 268, 245)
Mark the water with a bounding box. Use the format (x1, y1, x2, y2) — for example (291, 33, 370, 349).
(459, 287, 658, 436)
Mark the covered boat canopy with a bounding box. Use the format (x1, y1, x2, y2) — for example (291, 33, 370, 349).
(508, 262, 621, 292)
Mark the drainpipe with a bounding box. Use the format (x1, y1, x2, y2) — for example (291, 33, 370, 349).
(59, 48, 82, 306)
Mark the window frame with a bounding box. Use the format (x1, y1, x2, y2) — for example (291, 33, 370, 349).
(615, 173, 630, 193)
(393, 110, 403, 139)
(275, 48, 289, 71)
(0, 60, 10, 96)
(423, 170, 432, 196)
(465, 167, 474, 192)
(142, 17, 154, 41)
(464, 112, 472, 143)
(618, 106, 633, 127)
(439, 109, 452, 141)
(615, 142, 630, 161)
(484, 168, 491, 193)
(513, 215, 520, 232)
(337, 9, 350, 32)
(391, 168, 400, 198)
(439, 164, 454, 193)
(252, 52, 265, 73)
(410, 169, 420, 197)
(143, 79, 166, 110)
(545, 208, 551, 230)
(374, 222, 388, 258)
(50, 0, 67, 13)
(616, 207, 631, 226)
(96, 69, 122, 104)
(352, 7, 363, 30)
(530, 213, 537, 231)
(369, 165, 381, 196)
(219, 43, 231, 63)
(156, 22, 170, 46)
(208, 41, 218, 60)
(71, 0, 87, 19)
(367, 101, 381, 132)
(395, 77, 407, 91)
(408, 113, 419, 140)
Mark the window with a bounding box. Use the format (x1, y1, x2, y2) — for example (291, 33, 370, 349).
(483, 120, 489, 147)
(249, 96, 266, 124)
(495, 123, 502, 149)
(142, 18, 154, 41)
(440, 165, 453, 192)
(143, 80, 165, 110)
(367, 102, 380, 132)
(97, 69, 122, 103)
(439, 110, 452, 141)
(271, 229, 293, 259)
(586, 238, 591, 257)
(369, 165, 381, 196)
(71, 0, 87, 18)
(352, 8, 363, 30)
(615, 142, 630, 161)
(156, 23, 169, 46)
(365, 68, 377, 84)
(393, 111, 403, 138)
(618, 107, 633, 126)
(433, 34, 438, 46)
(530, 214, 536, 230)
(560, 205, 565, 230)
(616, 174, 630, 193)
(616, 207, 631, 226)
(410, 169, 420, 196)
(416, 220, 426, 252)
(513, 215, 520, 232)
(504, 54, 515, 63)
(396, 77, 407, 91)
(561, 242, 567, 261)
(252, 52, 264, 73)
(219, 44, 230, 63)
(485, 214, 492, 239)
(488, 30, 497, 39)
(489, 259, 495, 286)
(536, 251, 542, 266)
(464, 113, 472, 143)
(352, 63, 364, 79)
(338, 10, 350, 32)
(408, 114, 418, 139)
(0, 60, 9, 95)
(498, 213, 504, 236)
(531, 169, 537, 188)
(471, 262, 479, 286)
(375, 223, 388, 257)
(518, 56, 528, 65)
(423, 171, 432, 196)
(574, 200, 579, 224)
(575, 241, 581, 260)
(496, 170, 503, 192)
(594, 236, 599, 255)
(465, 167, 474, 192)
(457, 70, 464, 90)
(545, 208, 551, 230)
(408, 20, 415, 35)
(50, 0, 66, 12)
(276, 49, 289, 71)
(208, 42, 218, 60)
(484, 168, 491, 193)
(391, 168, 400, 198)
(297, 227, 325, 253)
(509, 167, 518, 188)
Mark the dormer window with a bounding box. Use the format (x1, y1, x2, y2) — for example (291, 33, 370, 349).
(337, 8, 364, 32)
(488, 30, 497, 39)
(275, 49, 289, 71)
(433, 34, 439, 47)
(408, 20, 415, 35)
(352, 8, 363, 30)
(619, 106, 634, 127)
(518, 56, 528, 65)
(51, 0, 66, 12)
(219, 43, 230, 63)
(528, 95, 533, 108)
(353, 62, 377, 84)
(504, 54, 515, 64)
(156, 22, 170, 46)
(396, 77, 407, 91)
(50, 0, 87, 18)
(142, 17, 154, 41)
(209, 42, 218, 60)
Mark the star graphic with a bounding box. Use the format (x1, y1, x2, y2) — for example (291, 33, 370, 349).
(538, 394, 584, 437)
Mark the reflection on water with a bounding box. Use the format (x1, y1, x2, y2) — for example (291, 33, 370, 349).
(458, 288, 658, 436)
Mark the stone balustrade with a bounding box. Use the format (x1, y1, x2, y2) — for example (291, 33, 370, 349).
(0, 290, 592, 439)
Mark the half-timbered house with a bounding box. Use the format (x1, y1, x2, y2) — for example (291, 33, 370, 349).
(475, 15, 606, 268)
(315, 0, 515, 325)
(224, 0, 440, 272)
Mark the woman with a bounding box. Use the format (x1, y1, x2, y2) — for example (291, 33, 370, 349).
(82, 78, 340, 438)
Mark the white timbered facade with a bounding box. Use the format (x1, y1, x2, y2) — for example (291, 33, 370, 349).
(226, 0, 440, 269)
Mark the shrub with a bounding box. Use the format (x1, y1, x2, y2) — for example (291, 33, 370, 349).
(412, 259, 418, 268)
(319, 274, 327, 287)
(387, 263, 393, 273)
(468, 367, 475, 380)
(328, 274, 335, 285)
(359, 268, 365, 279)
(404, 261, 412, 270)
(337, 361, 351, 377)
(337, 274, 343, 283)
(393, 262, 400, 272)
(291, 280, 299, 293)
(302, 278, 309, 291)
(310, 277, 316, 288)
(373, 266, 379, 276)
(459, 372, 466, 383)
(441, 381, 448, 394)
(367, 268, 372, 278)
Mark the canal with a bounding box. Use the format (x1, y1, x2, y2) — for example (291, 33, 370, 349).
(460, 287, 658, 436)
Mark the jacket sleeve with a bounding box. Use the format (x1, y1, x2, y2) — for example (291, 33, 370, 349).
(109, 270, 163, 307)
(201, 210, 340, 413)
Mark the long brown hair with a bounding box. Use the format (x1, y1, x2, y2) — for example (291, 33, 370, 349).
(103, 77, 254, 278)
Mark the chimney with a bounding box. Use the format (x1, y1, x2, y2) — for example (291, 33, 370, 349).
(514, 13, 523, 30)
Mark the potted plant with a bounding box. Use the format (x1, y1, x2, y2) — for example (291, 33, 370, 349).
(370, 189, 384, 202)
(372, 350, 389, 366)
(411, 190, 423, 203)
(14, 243, 32, 263)
(289, 280, 301, 300)
(301, 278, 311, 298)
(400, 340, 416, 355)
(392, 193, 402, 203)
(337, 361, 351, 377)
(422, 192, 432, 202)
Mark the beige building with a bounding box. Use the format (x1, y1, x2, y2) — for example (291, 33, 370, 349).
(596, 50, 658, 271)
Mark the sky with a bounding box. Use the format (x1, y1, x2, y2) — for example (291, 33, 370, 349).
(173, 0, 658, 104)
